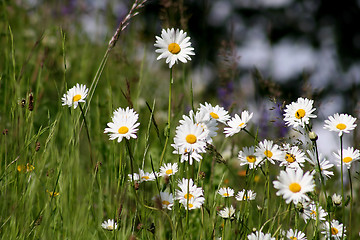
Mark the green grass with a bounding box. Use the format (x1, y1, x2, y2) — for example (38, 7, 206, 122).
(1, 1, 360, 240)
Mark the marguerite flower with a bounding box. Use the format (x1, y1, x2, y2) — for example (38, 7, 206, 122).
(283, 97, 317, 128)
(153, 191, 174, 210)
(101, 219, 118, 231)
(238, 146, 263, 169)
(324, 113, 357, 136)
(247, 231, 275, 240)
(302, 201, 328, 222)
(154, 28, 195, 68)
(199, 102, 230, 124)
(139, 169, 157, 182)
(306, 150, 334, 179)
(159, 162, 178, 177)
(321, 219, 346, 240)
(278, 145, 307, 169)
(176, 178, 205, 208)
(235, 189, 256, 201)
(273, 168, 315, 204)
(224, 111, 253, 137)
(218, 187, 234, 198)
(285, 229, 307, 240)
(218, 205, 236, 219)
(255, 139, 284, 164)
(172, 120, 208, 164)
(182, 196, 205, 210)
(128, 173, 140, 182)
(104, 107, 140, 143)
(61, 83, 89, 109)
(333, 147, 360, 169)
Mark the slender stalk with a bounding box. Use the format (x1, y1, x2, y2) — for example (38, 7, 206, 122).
(159, 68, 173, 166)
(348, 168, 353, 238)
(340, 135, 345, 240)
(78, 103, 93, 166)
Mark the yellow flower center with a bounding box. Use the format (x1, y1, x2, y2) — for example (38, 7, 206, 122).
(310, 210, 317, 216)
(285, 153, 296, 163)
(295, 109, 306, 119)
(168, 43, 181, 54)
(264, 150, 273, 158)
(210, 112, 219, 119)
(72, 94, 82, 102)
(223, 193, 229, 197)
(289, 183, 301, 193)
(290, 237, 297, 240)
(246, 155, 256, 163)
(336, 123, 346, 130)
(165, 169, 173, 175)
(343, 157, 352, 163)
(184, 193, 194, 200)
(239, 122, 245, 127)
(162, 200, 170, 206)
(118, 126, 129, 134)
(188, 203, 193, 208)
(186, 134, 197, 144)
(331, 227, 339, 235)
(141, 176, 150, 180)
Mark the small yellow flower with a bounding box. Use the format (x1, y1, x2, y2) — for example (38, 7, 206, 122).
(47, 190, 60, 197)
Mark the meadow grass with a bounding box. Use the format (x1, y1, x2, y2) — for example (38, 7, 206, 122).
(1, 1, 360, 240)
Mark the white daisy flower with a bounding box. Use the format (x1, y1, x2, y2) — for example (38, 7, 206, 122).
(333, 147, 360, 169)
(283, 97, 317, 128)
(218, 187, 234, 198)
(153, 191, 174, 210)
(247, 231, 275, 240)
(278, 145, 307, 169)
(175, 178, 204, 204)
(182, 196, 205, 210)
(224, 110, 254, 137)
(285, 229, 307, 240)
(159, 162, 178, 177)
(128, 173, 140, 182)
(321, 219, 346, 240)
(235, 189, 256, 201)
(61, 83, 89, 109)
(238, 146, 263, 169)
(101, 219, 118, 231)
(324, 113, 357, 136)
(199, 102, 230, 124)
(255, 139, 284, 164)
(180, 110, 217, 142)
(139, 169, 157, 182)
(218, 205, 236, 219)
(104, 107, 140, 143)
(332, 193, 342, 206)
(176, 178, 205, 210)
(306, 150, 334, 179)
(154, 28, 195, 68)
(301, 201, 328, 222)
(273, 168, 315, 204)
(172, 120, 208, 165)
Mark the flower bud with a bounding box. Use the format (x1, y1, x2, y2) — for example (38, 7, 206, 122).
(309, 131, 318, 141)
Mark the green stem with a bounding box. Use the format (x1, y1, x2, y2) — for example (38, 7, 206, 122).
(340, 135, 345, 240)
(78, 103, 94, 166)
(348, 168, 353, 238)
(159, 68, 173, 166)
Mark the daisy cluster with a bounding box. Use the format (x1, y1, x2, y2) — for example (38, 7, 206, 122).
(172, 102, 253, 165)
